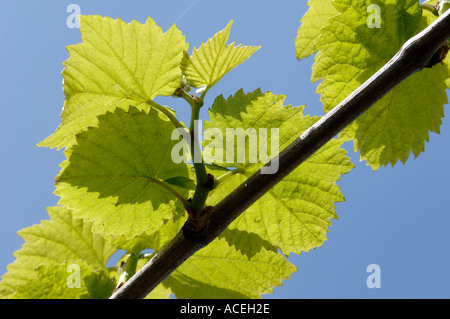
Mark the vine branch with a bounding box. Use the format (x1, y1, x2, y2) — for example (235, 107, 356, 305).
(110, 9, 450, 299)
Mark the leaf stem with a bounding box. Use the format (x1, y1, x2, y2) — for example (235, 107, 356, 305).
(189, 104, 211, 211)
(146, 99, 185, 129)
(174, 87, 199, 108)
(199, 85, 211, 101)
(420, 3, 439, 16)
(149, 90, 211, 211)
(214, 168, 244, 187)
(145, 97, 196, 211)
(151, 178, 193, 210)
(176, 88, 211, 211)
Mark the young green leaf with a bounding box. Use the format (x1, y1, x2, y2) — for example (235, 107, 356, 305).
(12, 261, 116, 299)
(55, 107, 191, 238)
(144, 281, 173, 299)
(295, 0, 339, 60)
(0, 207, 116, 298)
(181, 21, 261, 92)
(298, 0, 449, 170)
(204, 89, 354, 256)
(38, 15, 188, 150)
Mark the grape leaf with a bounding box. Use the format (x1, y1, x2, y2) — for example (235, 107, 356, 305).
(297, 0, 449, 170)
(164, 237, 296, 299)
(38, 15, 188, 150)
(12, 261, 116, 299)
(55, 107, 191, 238)
(204, 89, 354, 256)
(295, 0, 339, 60)
(145, 282, 173, 299)
(0, 206, 116, 298)
(181, 20, 261, 90)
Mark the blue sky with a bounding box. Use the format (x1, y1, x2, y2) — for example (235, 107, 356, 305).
(1, 0, 449, 299)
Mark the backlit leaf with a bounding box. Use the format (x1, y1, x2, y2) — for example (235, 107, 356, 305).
(204, 89, 354, 256)
(39, 15, 188, 150)
(181, 21, 261, 90)
(55, 107, 191, 238)
(0, 207, 116, 298)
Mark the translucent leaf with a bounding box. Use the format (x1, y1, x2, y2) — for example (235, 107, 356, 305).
(38, 15, 188, 150)
(12, 261, 116, 299)
(300, 0, 449, 170)
(55, 107, 191, 238)
(165, 237, 296, 299)
(181, 21, 261, 89)
(0, 207, 116, 298)
(295, 0, 339, 60)
(145, 283, 173, 299)
(204, 89, 354, 256)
